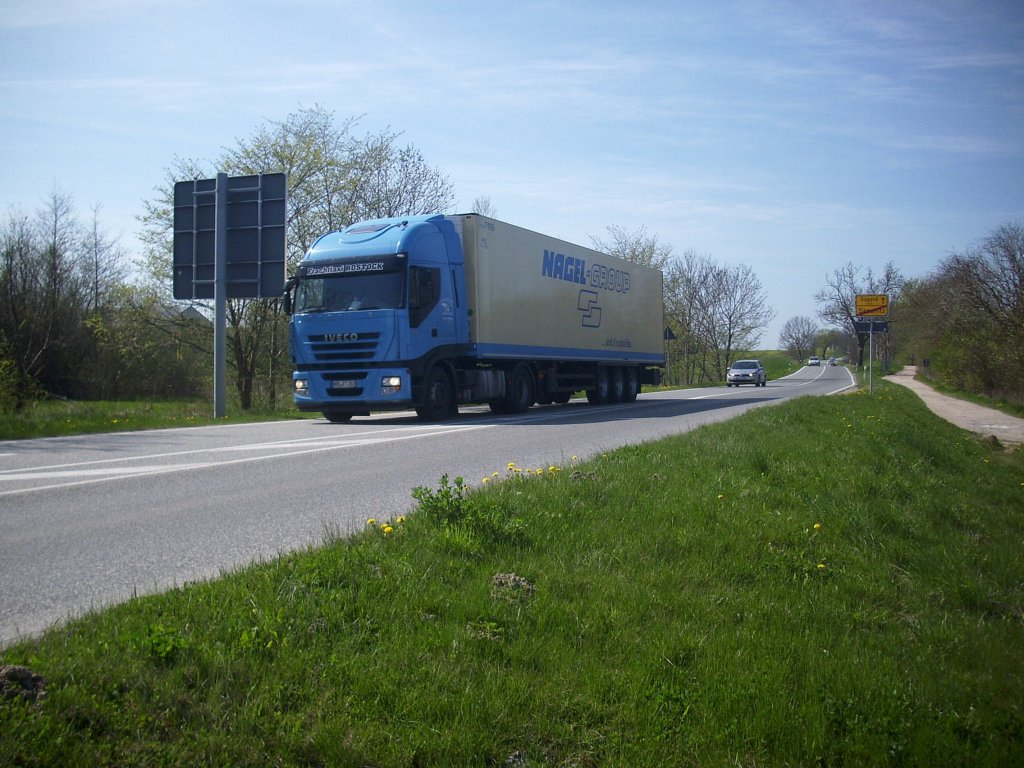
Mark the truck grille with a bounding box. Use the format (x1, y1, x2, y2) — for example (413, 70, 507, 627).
(303, 332, 380, 398)
(308, 332, 380, 362)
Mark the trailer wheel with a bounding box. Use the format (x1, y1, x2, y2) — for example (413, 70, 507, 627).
(609, 367, 625, 403)
(416, 367, 456, 421)
(586, 368, 610, 405)
(507, 364, 534, 413)
(623, 367, 639, 402)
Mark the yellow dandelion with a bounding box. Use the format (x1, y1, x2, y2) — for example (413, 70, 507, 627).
(366, 518, 376, 526)
(548, 466, 558, 472)
(382, 525, 393, 535)
(482, 477, 490, 484)
(817, 563, 826, 569)
(396, 516, 405, 524)
(813, 523, 822, 530)
(507, 462, 517, 469)
(717, 494, 725, 500)
(492, 471, 501, 477)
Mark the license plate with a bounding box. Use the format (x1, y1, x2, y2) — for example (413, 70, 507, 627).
(332, 379, 357, 389)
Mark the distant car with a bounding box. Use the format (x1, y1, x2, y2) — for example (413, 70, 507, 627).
(727, 359, 766, 387)
(808, 356, 821, 366)
(827, 357, 837, 366)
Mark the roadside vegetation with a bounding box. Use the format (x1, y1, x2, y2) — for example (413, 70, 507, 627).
(0, 398, 311, 441)
(2, 382, 1022, 766)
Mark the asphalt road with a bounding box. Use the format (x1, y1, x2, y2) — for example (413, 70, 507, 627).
(0, 363, 854, 646)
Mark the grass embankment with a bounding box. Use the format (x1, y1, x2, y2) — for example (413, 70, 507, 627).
(2, 384, 1023, 766)
(0, 399, 310, 441)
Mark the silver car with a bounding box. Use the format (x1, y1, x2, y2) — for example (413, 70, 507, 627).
(726, 359, 766, 387)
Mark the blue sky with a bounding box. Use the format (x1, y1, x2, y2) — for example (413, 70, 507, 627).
(2, 0, 1022, 347)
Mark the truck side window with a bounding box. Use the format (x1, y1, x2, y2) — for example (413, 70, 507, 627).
(409, 266, 440, 328)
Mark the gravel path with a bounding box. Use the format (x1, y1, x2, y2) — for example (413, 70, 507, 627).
(885, 366, 1024, 447)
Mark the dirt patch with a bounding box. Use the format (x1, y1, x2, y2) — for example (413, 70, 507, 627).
(0, 664, 46, 704)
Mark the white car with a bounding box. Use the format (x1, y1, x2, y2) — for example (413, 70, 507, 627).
(808, 356, 821, 366)
(727, 359, 767, 387)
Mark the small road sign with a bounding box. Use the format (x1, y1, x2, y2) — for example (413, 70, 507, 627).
(854, 319, 889, 333)
(856, 293, 889, 317)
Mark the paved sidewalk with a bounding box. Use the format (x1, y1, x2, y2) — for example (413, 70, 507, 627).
(885, 366, 1024, 447)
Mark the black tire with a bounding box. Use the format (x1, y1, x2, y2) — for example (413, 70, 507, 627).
(416, 367, 455, 421)
(323, 412, 353, 423)
(506, 364, 534, 414)
(586, 368, 610, 405)
(609, 367, 625, 403)
(623, 367, 639, 402)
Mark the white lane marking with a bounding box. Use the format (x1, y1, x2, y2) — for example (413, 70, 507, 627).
(0, 424, 493, 497)
(0, 423, 481, 477)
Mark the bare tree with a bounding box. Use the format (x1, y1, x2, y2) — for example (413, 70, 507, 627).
(470, 195, 497, 217)
(81, 203, 127, 314)
(590, 224, 673, 270)
(708, 262, 775, 374)
(663, 250, 718, 384)
(816, 261, 904, 367)
(779, 315, 817, 362)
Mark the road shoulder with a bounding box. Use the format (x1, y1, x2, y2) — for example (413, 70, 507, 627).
(885, 366, 1024, 447)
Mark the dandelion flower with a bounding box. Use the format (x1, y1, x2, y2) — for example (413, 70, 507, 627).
(382, 525, 393, 535)
(813, 523, 822, 530)
(482, 477, 490, 484)
(396, 516, 405, 524)
(366, 518, 376, 526)
(817, 563, 826, 570)
(717, 494, 725, 500)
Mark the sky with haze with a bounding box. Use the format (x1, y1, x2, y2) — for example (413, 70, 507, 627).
(1, 0, 1021, 346)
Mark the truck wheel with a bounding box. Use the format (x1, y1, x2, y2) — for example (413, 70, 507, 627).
(623, 367, 639, 402)
(609, 367, 625, 403)
(324, 412, 353, 423)
(507, 364, 534, 414)
(416, 367, 455, 421)
(586, 368, 610, 405)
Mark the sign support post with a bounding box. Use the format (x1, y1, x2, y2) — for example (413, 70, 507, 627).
(214, 173, 228, 418)
(855, 294, 889, 394)
(868, 318, 874, 393)
(172, 172, 287, 419)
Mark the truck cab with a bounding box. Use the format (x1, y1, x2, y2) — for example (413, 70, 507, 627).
(285, 216, 467, 421)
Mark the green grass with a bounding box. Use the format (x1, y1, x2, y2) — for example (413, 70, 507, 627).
(2, 383, 1023, 766)
(0, 399, 312, 441)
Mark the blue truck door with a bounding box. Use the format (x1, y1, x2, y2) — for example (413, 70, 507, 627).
(406, 264, 458, 361)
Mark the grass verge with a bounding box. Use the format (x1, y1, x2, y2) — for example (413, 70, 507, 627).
(0, 399, 312, 441)
(2, 383, 1022, 766)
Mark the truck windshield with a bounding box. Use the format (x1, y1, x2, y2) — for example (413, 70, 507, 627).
(294, 271, 406, 313)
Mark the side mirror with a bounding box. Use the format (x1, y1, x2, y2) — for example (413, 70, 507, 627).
(282, 276, 298, 315)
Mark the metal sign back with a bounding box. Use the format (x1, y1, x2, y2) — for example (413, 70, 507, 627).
(172, 173, 287, 300)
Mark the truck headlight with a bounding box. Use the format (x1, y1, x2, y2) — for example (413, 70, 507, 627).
(294, 378, 309, 394)
(381, 375, 402, 394)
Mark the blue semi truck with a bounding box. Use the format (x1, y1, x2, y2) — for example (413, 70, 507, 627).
(283, 213, 664, 421)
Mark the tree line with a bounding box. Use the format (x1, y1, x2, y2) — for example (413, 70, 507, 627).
(2, 106, 781, 413)
(776, 222, 1023, 406)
